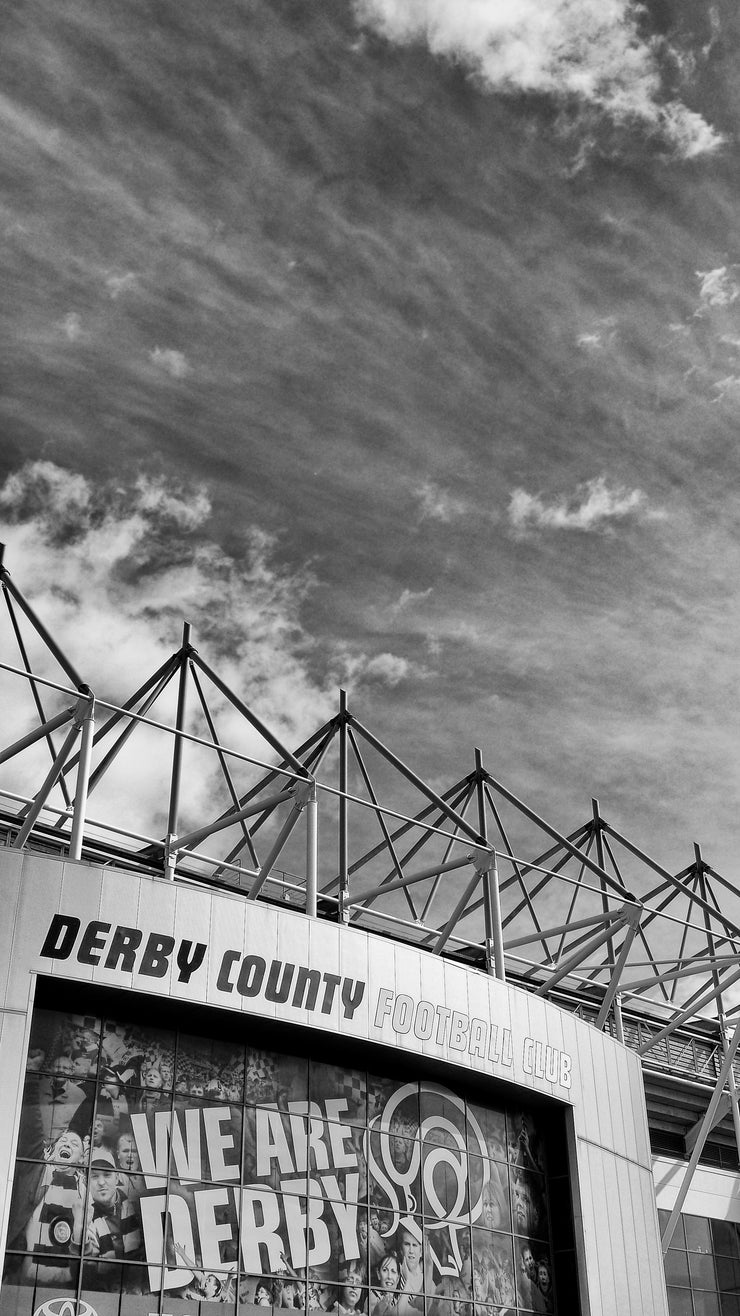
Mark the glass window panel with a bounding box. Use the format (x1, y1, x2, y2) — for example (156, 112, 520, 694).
(367, 1077, 419, 1130)
(244, 1106, 309, 1195)
(11, 1257, 81, 1297)
(26, 1011, 102, 1081)
(421, 1145, 470, 1223)
(467, 1158, 510, 1233)
(428, 1286, 473, 1316)
(510, 1169, 548, 1240)
(176, 1035, 245, 1103)
(471, 1230, 515, 1310)
(85, 1157, 146, 1264)
(394, 1218, 426, 1296)
(419, 1087, 467, 1150)
(693, 1294, 720, 1316)
(164, 1180, 240, 1273)
(664, 1251, 691, 1287)
(666, 1290, 694, 1316)
(240, 1273, 298, 1312)
(18, 1067, 96, 1156)
(102, 1021, 176, 1092)
(715, 1255, 740, 1293)
(713, 1220, 740, 1260)
(465, 1104, 507, 1165)
(689, 1252, 717, 1291)
(506, 1111, 546, 1175)
(170, 1097, 242, 1184)
(367, 1127, 420, 1221)
(239, 1186, 308, 1278)
(514, 1237, 546, 1311)
(307, 1121, 366, 1196)
(245, 1050, 308, 1108)
(0, 1269, 36, 1316)
(310, 1061, 367, 1127)
(721, 1297, 740, 1316)
(686, 1217, 713, 1255)
(7, 1155, 89, 1267)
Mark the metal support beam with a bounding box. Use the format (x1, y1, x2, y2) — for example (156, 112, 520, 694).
(0, 706, 75, 766)
(534, 904, 637, 997)
(595, 906, 641, 1030)
(638, 965, 740, 1057)
(306, 780, 318, 917)
(505, 908, 626, 953)
(350, 716, 485, 848)
(662, 1012, 740, 1252)
(166, 624, 191, 842)
(348, 852, 476, 907)
(484, 854, 506, 981)
(339, 690, 349, 919)
(69, 694, 95, 861)
(191, 651, 309, 779)
(0, 550, 85, 689)
(613, 994, 625, 1044)
(12, 694, 90, 849)
(684, 1093, 732, 1155)
(170, 787, 296, 853)
(433, 868, 485, 958)
(247, 781, 313, 901)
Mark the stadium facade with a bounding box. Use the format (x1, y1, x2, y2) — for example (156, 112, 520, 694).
(0, 553, 738, 1316)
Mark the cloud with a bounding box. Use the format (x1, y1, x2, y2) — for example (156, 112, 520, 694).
(150, 347, 189, 379)
(353, 0, 722, 158)
(390, 587, 433, 614)
(697, 267, 740, 310)
(105, 272, 138, 299)
(334, 649, 414, 688)
(0, 462, 335, 836)
(61, 312, 83, 343)
(508, 475, 660, 536)
(414, 480, 467, 523)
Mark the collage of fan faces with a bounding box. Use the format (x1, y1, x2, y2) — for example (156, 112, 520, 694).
(2, 1008, 559, 1316)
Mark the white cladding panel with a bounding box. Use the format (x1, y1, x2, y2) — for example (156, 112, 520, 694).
(0, 850, 667, 1316)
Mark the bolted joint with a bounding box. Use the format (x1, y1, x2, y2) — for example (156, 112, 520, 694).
(471, 845, 496, 875)
(621, 900, 643, 930)
(291, 778, 315, 811)
(164, 834, 178, 880)
(72, 689, 95, 726)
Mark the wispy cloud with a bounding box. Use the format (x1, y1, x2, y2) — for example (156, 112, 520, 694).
(508, 475, 660, 536)
(354, 0, 722, 159)
(333, 648, 414, 688)
(150, 346, 189, 379)
(414, 480, 467, 523)
(696, 267, 740, 310)
(390, 587, 433, 614)
(0, 462, 335, 833)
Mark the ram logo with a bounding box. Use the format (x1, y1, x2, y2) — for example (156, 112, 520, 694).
(33, 1299, 97, 1316)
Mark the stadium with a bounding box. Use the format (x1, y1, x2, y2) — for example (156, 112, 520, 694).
(0, 550, 738, 1316)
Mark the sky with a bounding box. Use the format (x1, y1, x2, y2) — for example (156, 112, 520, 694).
(2, 0, 740, 890)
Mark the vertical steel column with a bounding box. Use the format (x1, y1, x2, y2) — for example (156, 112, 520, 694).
(306, 779, 318, 917)
(613, 993, 625, 1044)
(69, 694, 95, 861)
(486, 855, 506, 981)
(338, 689, 348, 920)
(166, 623, 190, 873)
(721, 1022, 740, 1166)
(475, 749, 503, 980)
(662, 1011, 740, 1252)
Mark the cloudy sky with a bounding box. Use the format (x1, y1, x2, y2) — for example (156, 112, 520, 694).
(2, 0, 740, 882)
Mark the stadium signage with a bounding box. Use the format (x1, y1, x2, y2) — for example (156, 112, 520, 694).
(38, 913, 573, 1090)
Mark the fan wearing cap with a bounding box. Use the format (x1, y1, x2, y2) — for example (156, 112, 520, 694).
(84, 1147, 142, 1266)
